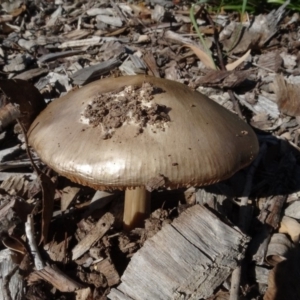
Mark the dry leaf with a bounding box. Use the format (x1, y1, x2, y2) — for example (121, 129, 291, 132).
(257, 51, 282, 72)
(264, 245, 300, 300)
(2, 234, 27, 254)
(10, 4, 26, 17)
(273, 74, 300, 116)
(195, 70, 251, 88)
(182, 44, 216, 70)
(225, 49, 251, 71)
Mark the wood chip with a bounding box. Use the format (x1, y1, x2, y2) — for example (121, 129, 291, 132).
(72, 213, 114, 260)
(71, 58, 121, 85)
(61, 186, 80, 211)
(38, 50, 84, 63)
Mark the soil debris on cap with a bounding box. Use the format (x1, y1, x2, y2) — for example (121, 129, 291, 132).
(81, 82, 170, 139)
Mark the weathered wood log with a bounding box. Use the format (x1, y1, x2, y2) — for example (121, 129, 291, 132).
(108, 205, 250, 300)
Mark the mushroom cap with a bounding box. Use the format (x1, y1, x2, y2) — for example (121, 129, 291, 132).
(28, 75, 259, 190)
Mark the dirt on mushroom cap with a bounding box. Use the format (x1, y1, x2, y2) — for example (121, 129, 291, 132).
(81, 82, 170, 139)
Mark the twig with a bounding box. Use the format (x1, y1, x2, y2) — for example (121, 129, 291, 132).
(201, 9, 243, 119)
(229, 266, 241, 300)
(239, 143, 267, 232)
(17, 119, 41, 176)
(230, 143, 266, 300)
(202, 8, 225, 71)
(25, 214, 45, 270)
(228, 90, 243, 119)
(18, 119, 56, 245)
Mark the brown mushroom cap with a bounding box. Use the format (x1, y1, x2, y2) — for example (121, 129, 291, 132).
(28, 75, 259, 190)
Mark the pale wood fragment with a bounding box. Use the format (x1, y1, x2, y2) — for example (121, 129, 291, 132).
(108, 205, 249, 300)
(76, 287, 93, 300)
(72, 213, 114, 260)
(61, 186, 81, 211)
(25, 215, 45, 270)
(266, 233, 293, 266)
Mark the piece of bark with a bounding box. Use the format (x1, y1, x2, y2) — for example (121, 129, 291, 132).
(143, 51, 160, 78)
(44, 236, 72, 263)
(251, 195, 287, 265)
(0, 196, 32, 233)
(72, 213, 114, 260)
(0, 175, 32, 197)
(38, 50, 84, 63)
(13, 68, 48, 81)
(71, 58, 121, 85)
(237, 91, 280, 119)
(95, 258, 120, 287)
(195, 70, 251, 88)
(0, 249, 25, 300)
(108, 205, 249, 300)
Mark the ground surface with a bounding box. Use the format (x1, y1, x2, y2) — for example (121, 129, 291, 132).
(0, 0, 300, 299)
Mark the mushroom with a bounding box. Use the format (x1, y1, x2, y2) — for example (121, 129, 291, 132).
(28, 75, 259, 230)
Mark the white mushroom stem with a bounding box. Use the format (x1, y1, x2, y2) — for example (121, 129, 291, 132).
(123, 187, 150, 230)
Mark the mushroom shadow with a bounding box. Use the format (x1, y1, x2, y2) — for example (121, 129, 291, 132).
(203, 132, 300, 198)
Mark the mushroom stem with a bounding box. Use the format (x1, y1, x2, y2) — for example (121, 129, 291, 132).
(123, 187, 150, 230)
